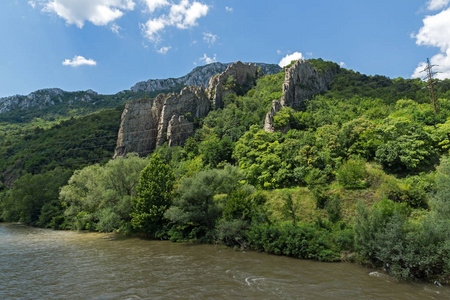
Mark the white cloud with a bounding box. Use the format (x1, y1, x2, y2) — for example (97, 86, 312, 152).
(412, 6, 450, 80)
(110, 23, 122, 34)
(41, 0, 135, 28)
(427, 0, 450, 10)
(412, 49, 450, 79)
(339, 62, 346, 68)
(28, 1, 37, 8)
(277, 50, 282, 55)
(278, 52, 303, 67)
(203, 32, 217, 45)
(225, 6, 233, 12)
(62, 55, 97, 67)
(141, 0, 209, 42)
(415, 8, 450, 52)
(142, 0, 169, 12)
(157, 46, 171, 54)
(199, 53, 216, 64)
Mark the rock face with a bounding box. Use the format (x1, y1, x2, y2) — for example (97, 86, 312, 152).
(130, 62, 281, 93)
(264, 60, 338, 131)
(281, 60, 337, 110)
(0, 88, 65, 113)
(264, 100, 283, 133)
(114, 61, 277, 157)
(0, 88, 102, 114)
(167, 115, 194, 147)
(207, 61, 263, 110)
(0, 62, 280, 116)
(113, 98, 155, 158)
(113, 86, 209, 158)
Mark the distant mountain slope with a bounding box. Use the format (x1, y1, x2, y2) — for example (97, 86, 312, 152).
(130, 62, 282, 93)
(0, 62, 281, 123)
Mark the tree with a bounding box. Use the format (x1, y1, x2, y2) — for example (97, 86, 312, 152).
(131, 154, 175, 237)
(165, 165, 244, 241)
(1, 168, 71, 227)
(61, 153, 148, 232)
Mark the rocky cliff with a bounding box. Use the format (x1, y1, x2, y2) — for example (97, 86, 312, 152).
(1, 88, 65, 114)
(1, 62, 280, 118)
(281, 60, 337, 110)
(130, 62, 281, 93)
(207, 61, 263, 110)
(0, 88, 105, 117)
(264, 60, 339, 132)
(113, 86, 210, 158)
(114, 61, 270, 157)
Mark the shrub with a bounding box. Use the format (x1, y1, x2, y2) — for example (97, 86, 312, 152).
(305, 168, 329, 208)
(248, 223, 344, 262)
(216, 219, 250, 248)
(326, 194, 342, 223)
(336, 158, 368, 189)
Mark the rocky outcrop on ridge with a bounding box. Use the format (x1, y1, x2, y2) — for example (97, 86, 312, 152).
(264, 60, 339, 132)
(0, 88, 101, 115)
(0, 62, 280, 117)
(115, 61, 273, 157)
(113, 86, 209, 158)
(207, 61, 263, 110)
(0, 88, 65, 113)
(281, 60, 337, 110)
(130, 62, 281, 93)
(264, 100, 283, 133)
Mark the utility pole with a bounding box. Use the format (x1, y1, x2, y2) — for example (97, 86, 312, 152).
(422, 58, 439, 114)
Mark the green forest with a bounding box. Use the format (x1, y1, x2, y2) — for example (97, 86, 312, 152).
(1, 59, 449, 284)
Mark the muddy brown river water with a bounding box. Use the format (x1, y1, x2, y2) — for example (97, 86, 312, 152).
(0, 223, 448, 299)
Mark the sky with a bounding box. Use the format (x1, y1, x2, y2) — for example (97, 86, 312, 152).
(1, 0, 450, 97)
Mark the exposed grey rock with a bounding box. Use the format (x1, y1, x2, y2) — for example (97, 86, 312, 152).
(113, 86, 209, 158)
(0, 62, 280, 115)
(167, 115, 194, 147)
(264, 100, 283, 133)
(130, 62, 281, 93)
(0, 88, 95, 114)
(115, 62, 279, 157)
(281, 60, 337, 110)
(207, 61, 263, 110)
(264, 59, 338, 132)
(113, 98, 155, 158)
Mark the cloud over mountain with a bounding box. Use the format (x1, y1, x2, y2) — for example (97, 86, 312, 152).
(62, 55, 97, 67)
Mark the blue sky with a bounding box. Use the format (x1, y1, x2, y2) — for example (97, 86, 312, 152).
(1, 0, 450, 97)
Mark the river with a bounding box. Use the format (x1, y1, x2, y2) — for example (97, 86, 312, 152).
(0, 223, 448, 299)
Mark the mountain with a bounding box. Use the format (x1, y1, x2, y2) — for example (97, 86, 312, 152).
(0, 62, 281, 123)
(130, 62, 281, 93)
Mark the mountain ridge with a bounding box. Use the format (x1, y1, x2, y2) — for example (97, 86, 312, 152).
(0, 62, 281, 118)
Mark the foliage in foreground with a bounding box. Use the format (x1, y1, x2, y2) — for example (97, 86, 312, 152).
(354, 159, 450, 282)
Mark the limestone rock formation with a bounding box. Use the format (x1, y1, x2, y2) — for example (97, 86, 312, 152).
(207, 61, 263, 110)
(0, 88, 102, 114)
(0, 88, 65, 113)
(113, 86, 209, 158)
(281, 60, 337, 110)
(167, 115, 194, 147)
(115, 61, 278, 157)
(264, 60, 338, 132)
(264, 100, 283, 133)
(130, 62, 281, 93)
